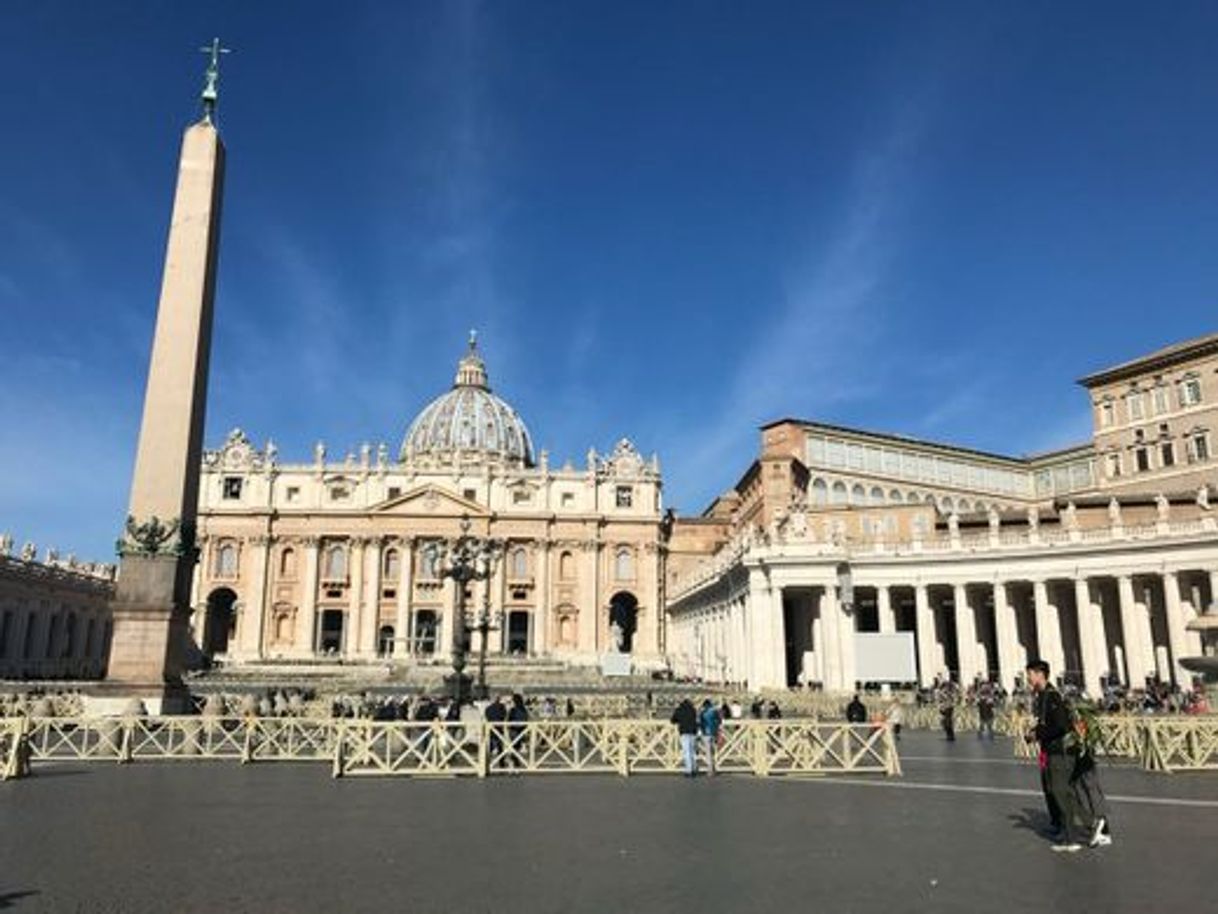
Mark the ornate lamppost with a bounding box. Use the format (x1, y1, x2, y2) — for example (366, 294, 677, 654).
(427, 515, 500, 705)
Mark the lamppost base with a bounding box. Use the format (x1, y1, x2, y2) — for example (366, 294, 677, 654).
(443, 671, 473, 705)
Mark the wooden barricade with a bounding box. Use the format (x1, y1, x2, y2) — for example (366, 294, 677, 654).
(1140, 717, 1218, 773)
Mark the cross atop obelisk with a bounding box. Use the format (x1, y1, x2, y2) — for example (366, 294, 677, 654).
(198, 37, 231, 125)
(98, 44, 229, 713)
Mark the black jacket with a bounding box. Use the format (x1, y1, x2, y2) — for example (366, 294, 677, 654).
(670, 700, 698, 735)
(845, 699, 867, 723)
(1033, 685, 1073, 754)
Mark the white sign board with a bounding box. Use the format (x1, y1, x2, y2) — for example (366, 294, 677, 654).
(854, 633, 917, 683)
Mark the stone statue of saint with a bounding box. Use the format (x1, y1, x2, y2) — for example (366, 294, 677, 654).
(609, 620, 625, 652)
(1198, 485, 1211, 511)
(947, 512, 960, 537)
(1107, 498, 1122, 526)
(1062, 501, 1078, 530)
(20, 542, 36, 562)
(987, 506, 1001, 532)
(1155, 493, 1170, 522)
(314, 441, 326, 465)
(1027, 506, 1039, 531)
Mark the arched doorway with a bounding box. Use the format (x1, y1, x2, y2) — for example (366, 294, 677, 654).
(378, 625, 395, 657)
(414, 610, 438, 655)
(608, 591, 639, 653)
(319, 609, 345, 655)
(204, 588, 238, 657)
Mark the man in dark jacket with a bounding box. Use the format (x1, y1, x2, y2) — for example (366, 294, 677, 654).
(670, 698, 699, 776)
(1026, 659, 1085, 852)
(845, 694, 867, 724)
(485, 695, 508, 769)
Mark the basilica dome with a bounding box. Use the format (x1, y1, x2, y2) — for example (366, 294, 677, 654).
(400, 337, 536, 468)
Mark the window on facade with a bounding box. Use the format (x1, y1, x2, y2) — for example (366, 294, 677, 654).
(1153, 387, 1169, 415)
(614, 548, 634, 581)
(1190, 432, 1211, 462)
(512, 488, 531, 505)
(387, 486, 401, 500)
(1180, 377, 1202, 407)
(383, 548, 400, 580)
(222, 476, 243, 500)
(279, 548, 296, 578)
(850, 484, 866, 505)
(285, 486, 300, 503)
(1105, 453, 1122, 478)
(559, 551, 575, 580)
(322, 545, 347, 580)
(561, 492, 575, 508)
(463, 488, 477, 502)
(420, 547, 439, 580)
(615, 486, 633, 508)
(810, 479, 828, 505)
(830, 482, 847, 505)
(1127, 393, 1144, 421)
(1160, 442, 1175, 468)
(510, 547, 528, 579)
(216, 543, 238, 578)
(329, 485, 349, 501)
(1135, 448, 1151, 473)
(1100, 401, 1115, 427)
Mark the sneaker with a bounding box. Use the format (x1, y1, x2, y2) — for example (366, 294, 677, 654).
(1051, 843, 1083, 853)
(1090, 833, 1113, 848)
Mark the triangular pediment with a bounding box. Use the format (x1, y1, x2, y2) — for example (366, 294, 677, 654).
(372, 484, 488, 517)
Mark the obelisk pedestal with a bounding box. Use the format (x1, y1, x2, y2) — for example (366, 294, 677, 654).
(89, 112, 226, 715)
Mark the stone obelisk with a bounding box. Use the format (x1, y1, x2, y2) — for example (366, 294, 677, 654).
(97, 41, 229, 713)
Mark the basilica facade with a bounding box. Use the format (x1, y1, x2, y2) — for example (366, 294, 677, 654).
(190, 340, 666, 671)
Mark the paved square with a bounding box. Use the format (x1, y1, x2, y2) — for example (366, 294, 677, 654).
(2, 732, 1215, 913)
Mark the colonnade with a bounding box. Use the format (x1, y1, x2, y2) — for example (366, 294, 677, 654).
(669, 563, 1215, 695)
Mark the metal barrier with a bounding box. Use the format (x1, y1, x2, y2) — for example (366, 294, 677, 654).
(2, 716, 900, 781)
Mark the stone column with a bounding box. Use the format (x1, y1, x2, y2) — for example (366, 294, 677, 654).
(1133, 579, 1158, 683)
(1162, 571, 1192, 688)
(535, 541, 551, 656)
(914, 583, 936, 686)
(992, 580, 1018, 690)
(1117, 575, 1148, 687)
(238, 535, 270, 659)
(361, 537, 383, 657)
(819, 585, 843, 690)
(297, 538, 320, 657)
(954, 583, 979, 686)
(877, 585, 894, 634)
(1032, 579, 1065, 678)
(347, 538, 366, 658)
(394, 538, 413, 656)
(1074, 577, 1105, 697)
(578, 542, 598, 658)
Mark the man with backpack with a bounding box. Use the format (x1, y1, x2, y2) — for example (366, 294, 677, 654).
(1026, 659, 1086, 852)
(699, 699, 722, 777)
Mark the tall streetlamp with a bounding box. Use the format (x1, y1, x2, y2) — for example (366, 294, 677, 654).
(427, 515, 500, 705)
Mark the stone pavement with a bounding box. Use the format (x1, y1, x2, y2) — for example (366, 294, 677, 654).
(1, 731, 1214, 913)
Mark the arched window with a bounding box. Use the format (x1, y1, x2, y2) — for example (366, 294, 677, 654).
(559, 551, 575, 580)
(279, 548, 296, 578)
(322, 544, 347, 580)
(810, 478, 828, 505)
(215, 543, 238, 578)
(850, 484, 866, 506)
(830, 481, 848, 505)
(889, 489, 903, 504)
(614, 547, 634, 581)
(510, 547, 528, 579)
(383, 548, 400, 580)
(906, 491, 920, 505)
(869, 486, 884, 506)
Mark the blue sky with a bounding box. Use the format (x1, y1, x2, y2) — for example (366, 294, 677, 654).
(3, 1, 1218, 560)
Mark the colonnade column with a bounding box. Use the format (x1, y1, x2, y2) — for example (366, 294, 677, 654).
(361, 537, 383, 657)
(914, 583, 935, 687)
(534, 542, 550, 657)
(820, 585, 843, 690)
(394, 538, 412, 656)
(1074, 577, 1105, 697)
(1116, 575, 1148, 687)
(1163, 571, 1191, 688)
(992, 580, 1019, 690)
(298, 538, 320, 656)
(954, 583, 979, 686)
(877, 585, 894, 634)
(1032, 579, 1064, 677)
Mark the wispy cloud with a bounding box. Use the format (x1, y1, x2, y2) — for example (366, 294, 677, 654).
(665, 92, 936, 511)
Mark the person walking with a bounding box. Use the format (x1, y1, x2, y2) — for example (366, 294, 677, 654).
(699, 699, 722, 777)
(885, 700, 903, 741)
(977, 682, 996, 740)
(671, 698, 700, 776)
(1026, 660, 1086, 852)
(939, 685, 956, 742)
(485, 695, 508, 770)
(1070, 706, 1114, 847)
